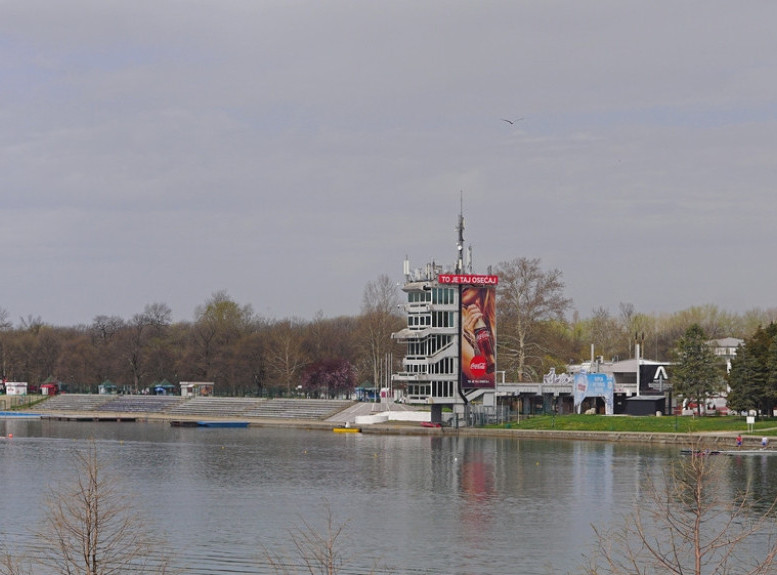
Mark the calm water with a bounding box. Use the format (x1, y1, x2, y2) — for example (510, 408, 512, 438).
(1, 418, 774, 575)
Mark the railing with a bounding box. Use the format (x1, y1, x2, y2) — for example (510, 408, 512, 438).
(464, 405, 514, 427)
(0, 396, 40, 411)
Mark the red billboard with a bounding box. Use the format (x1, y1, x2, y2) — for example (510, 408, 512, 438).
(438, 274, 499, 286)
(460, 285, 496, 389)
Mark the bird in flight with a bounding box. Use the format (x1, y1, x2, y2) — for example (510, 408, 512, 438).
(501, 117, 524, 125)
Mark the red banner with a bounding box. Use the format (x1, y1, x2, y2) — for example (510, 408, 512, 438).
(438, 274, 498, 286)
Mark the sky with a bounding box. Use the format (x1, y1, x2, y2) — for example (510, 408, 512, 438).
(2, 1, 776, 327)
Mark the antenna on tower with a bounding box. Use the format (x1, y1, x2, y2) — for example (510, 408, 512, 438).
(456, 192, 465, 274)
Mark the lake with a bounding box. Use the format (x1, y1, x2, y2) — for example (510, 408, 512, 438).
(1, 418, 773, 575)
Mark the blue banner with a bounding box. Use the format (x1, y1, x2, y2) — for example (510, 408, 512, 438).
(574, 373, 614, 414)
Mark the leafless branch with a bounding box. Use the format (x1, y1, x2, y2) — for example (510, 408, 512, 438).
(586, 441, 777, 575)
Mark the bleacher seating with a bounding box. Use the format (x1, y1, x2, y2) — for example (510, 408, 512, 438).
(35, 394, 114, 412)
(166, 397, 265, 418)
(242, 398, 354, 420)
(98, 395, 185, 413)
(36, 394, 355, 421)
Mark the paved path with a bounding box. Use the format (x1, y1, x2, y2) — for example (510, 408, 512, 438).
(325, 402, 422, 424)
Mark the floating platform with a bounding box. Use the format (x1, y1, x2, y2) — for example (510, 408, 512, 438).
(170, 420, 249, 428)
(42, 415, 137, 422)
(198, 421, 249, 428)
(0, 412, 41, 419)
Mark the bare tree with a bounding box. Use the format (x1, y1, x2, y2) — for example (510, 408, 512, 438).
(495, 257, 572, 381)
(618, 302, 636, 357)
(589, 306, 624, 361)
(55, 333, 98, 392)
(586, 446, 777, 575)
(0, 306, 12, 380)
(0, 549, 28, 575)
(33, 442, 173, 575)
(265, 502, 385, 575)
(305, 313, 360, 363)
(359, 274, 402, 391)
(122, 303, 173, 392)
(265, 318, 309, 395)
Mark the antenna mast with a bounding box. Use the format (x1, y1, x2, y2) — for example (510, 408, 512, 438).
(456, 192, 465, 274)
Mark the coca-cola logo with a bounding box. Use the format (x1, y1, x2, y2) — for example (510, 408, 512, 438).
(470, 356, 487, 378)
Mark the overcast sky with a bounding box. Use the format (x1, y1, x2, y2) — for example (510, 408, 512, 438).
(2, 1, 776, 327)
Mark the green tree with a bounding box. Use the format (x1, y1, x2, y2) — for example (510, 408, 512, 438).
(672, 324, 722, 415)
(727, 323, 777, 414)
(191, 291, 255, 391)
(766, 337, 777, 405)
(726, 344, 764, 414)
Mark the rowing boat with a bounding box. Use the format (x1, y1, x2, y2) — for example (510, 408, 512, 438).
(681, 449, 777, 456)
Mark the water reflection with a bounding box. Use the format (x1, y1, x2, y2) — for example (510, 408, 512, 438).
(3, 420, 776, 575)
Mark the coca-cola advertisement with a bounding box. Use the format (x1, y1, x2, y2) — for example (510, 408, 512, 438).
(461, 285, 496, 389)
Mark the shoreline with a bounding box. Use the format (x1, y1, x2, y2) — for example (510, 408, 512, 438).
(28, 409, 749, 448)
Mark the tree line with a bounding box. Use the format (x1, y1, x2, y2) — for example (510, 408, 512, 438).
(1, 257, 776, 393)
(0, 280, 404, 397)
(493, 258, 776, 382)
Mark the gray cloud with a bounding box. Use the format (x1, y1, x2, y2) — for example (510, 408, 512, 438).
(1, 1, 776, 325)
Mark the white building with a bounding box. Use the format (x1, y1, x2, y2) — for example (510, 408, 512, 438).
(707, 337, 744, 373)
(392, 263, 462, 406)
(5, 382, 28, 396)
(180, 382, 214, 397)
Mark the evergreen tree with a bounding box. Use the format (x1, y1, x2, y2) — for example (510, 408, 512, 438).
(726, 345, 763, 413)
(672, 324, 721, 415)
(766, 338, 777, 408)
(728, 323, 777, 414)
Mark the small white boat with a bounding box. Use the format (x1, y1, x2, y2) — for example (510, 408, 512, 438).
(721, 449, 777, 455)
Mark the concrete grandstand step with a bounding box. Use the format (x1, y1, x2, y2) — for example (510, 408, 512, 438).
(37, 394, 355, 422)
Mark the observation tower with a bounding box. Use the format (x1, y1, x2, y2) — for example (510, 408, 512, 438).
(391, 203, 498, 425)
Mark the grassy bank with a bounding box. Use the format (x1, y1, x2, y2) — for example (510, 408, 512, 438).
(499, 414, 777, 435)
